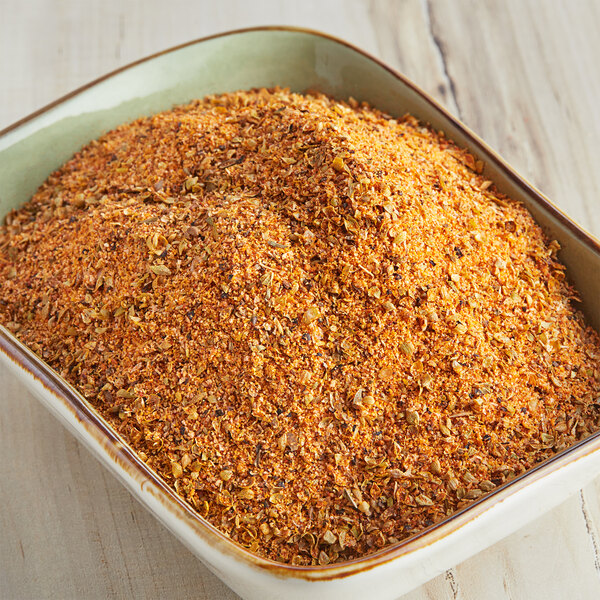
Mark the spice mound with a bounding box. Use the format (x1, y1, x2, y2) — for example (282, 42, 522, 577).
(2, 88, 600, 565)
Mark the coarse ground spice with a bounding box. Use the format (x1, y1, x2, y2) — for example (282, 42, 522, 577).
(2, 88, 600, 565)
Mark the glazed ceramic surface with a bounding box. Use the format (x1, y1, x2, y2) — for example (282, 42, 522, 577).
(2, 28, 600, 600)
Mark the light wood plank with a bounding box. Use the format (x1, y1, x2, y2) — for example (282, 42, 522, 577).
(424, 0, 600, 235)
(0, 0, 379, 130)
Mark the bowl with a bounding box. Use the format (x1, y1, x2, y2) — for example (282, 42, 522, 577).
(2, 27, 600, 600)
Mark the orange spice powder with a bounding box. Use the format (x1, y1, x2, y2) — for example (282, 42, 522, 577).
(1, 88, 600, 565)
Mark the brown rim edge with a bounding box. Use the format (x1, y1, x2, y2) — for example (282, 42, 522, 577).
(2, 25, 600, 581)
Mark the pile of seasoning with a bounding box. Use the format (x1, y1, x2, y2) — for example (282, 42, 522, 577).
(2, 88, 600, 565)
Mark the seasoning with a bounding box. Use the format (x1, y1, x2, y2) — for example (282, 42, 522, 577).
(2, 88, 600, 565)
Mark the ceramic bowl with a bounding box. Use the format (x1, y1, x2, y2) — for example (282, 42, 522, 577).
(2, 27, 600, 600)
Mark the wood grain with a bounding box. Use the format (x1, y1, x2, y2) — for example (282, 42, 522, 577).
(1, 1, 599, 598)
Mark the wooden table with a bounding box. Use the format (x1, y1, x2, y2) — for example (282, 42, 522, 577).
(2, 1, 600, 598)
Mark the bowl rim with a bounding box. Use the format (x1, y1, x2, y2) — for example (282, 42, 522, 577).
(2, 25, 600, 581)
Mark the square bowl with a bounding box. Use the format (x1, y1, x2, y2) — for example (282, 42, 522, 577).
(2, 27, 600, 600)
